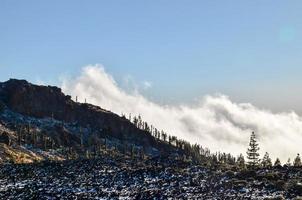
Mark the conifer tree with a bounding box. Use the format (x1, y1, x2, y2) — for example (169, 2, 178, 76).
(246, 132, 260, 169)
(133, 116, 138, 127)
(161, 131, 167, 142)
(261, 152, 272, 168)
(294, 153, 302, 167)
(128, 113, 132, 122)
(171, 136, 177, 146)
(168, 135, 172, 145)
(138, 115, 142, 129)
(274, 158, 281, 167)
(284, 158, 292, 167)
(237, 154, 246, 169)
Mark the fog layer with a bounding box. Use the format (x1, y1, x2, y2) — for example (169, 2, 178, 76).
(62, 65, 302, 162)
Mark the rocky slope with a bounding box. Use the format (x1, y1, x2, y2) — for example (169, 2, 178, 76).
(0, 79, 176, 163)
(1, 155, 302, 199)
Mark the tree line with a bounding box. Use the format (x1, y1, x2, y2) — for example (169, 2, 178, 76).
(124, 113, 302, 169)
(2, 109, 301, 169)
(246, 131, 301, 169)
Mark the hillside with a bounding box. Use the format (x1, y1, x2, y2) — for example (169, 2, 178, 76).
(0, 79, 182, 163)
(1, 79, 302, 199)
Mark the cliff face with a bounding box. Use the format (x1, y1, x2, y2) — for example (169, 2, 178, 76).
(0, 79, 73, 121)
(0, 79, 161, 154)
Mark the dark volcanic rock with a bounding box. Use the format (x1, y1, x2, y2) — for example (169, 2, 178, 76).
(0, 79, 167, 152)
(0, 156, 301, 200)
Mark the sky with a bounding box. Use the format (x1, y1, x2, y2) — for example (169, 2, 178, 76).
(1, 1, 302, 112)
(1, 1, 302, 161)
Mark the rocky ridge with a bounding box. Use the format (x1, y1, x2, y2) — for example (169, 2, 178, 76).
(0, 79, 176, 163)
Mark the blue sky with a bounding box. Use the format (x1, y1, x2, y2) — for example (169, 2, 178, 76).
(1, 0, 302, 112)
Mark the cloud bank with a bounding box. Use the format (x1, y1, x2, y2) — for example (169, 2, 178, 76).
(62, 64, 302, 162)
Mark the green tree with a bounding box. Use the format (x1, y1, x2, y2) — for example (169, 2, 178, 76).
(161, 131, 167, 142)
(261, 152, 272, 168)
(284, 158, 292, 167)
(138, 115, 142, 129)
(133, 116, 138, 128)
(294, 153, 302, 167)
(237, 154, 246, 169)
(246, 132, 260, 169)
(128, 113, 132, 122)
(274, 158, 281, 167)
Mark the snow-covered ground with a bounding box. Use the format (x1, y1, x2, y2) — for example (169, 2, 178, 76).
(0, 156, 301, 199)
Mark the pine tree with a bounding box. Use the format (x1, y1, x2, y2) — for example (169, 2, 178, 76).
(294, 153, 302, 167)
(133, 116, 138, 128)
(274, 158, 281, 167)
(138, 115, 142, 129)
(161, 131, 167, 142)
(261, 152, 272, 168)
(246, 132, 260, 169)
(284, 158, 292, 167)
(168, 135, 172, 145)
(171, 136, 177, 146)
(236, 154, 246, 169)
(128, 113, 132, 122)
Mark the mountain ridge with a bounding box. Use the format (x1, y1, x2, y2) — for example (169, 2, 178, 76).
(0, 79, 181, 163)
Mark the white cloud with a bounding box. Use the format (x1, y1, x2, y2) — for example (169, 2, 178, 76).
(61, 64, 302, 163)
(143, 81, 152, 90)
